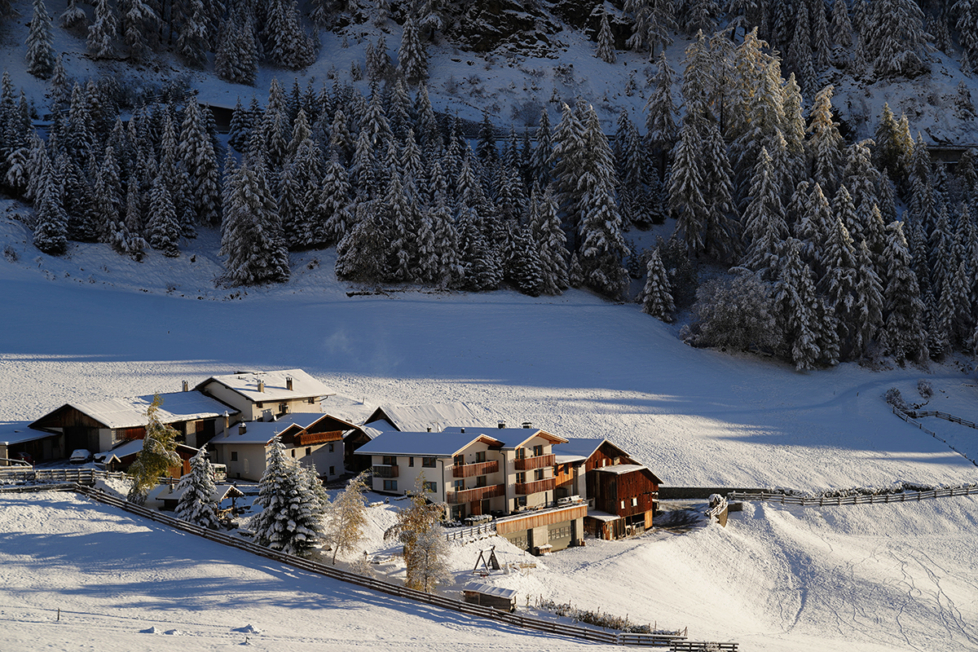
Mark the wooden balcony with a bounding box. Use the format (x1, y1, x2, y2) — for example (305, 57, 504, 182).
(294, 430, 343, 446)
(515, 478, 556, 495)
(372, 465, 398, 478)
(514, 453, 555, 471)
(452, 460, 499, 478)
(448, 483, 505, 504)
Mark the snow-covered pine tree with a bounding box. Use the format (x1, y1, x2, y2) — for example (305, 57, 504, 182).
(179, 96, 221, 227)
(842, 140, 886, 253)
(121, 173, 147, 259)
(335, 203, 387, 282)
(252, 438, 326, 557)
(126, 395, 182, 504)
(731, 58, 786, 202)
(176, 0, 209, 68)
(148, 175, 181, 257)
(641, 248, 675, 321)
(87, 0, 117, 60)
(60, 0, 86, 28)
(669, 121, 708, 255)
(398, 16, 428, 84)
(383, 170, 418, 283)
(865, 0, 932, 78)
(807, 85, 845, 195)
(775, 238, 823, 370)
(175, 445, 220, 530)
(530, 184, 569, 295)
(120, 0, 158, 62)
(263, 0, 315, 70)
(26, 0, 56, 79)
(216, 13, 259, 85)
(818, 197, 860, 354)
(881, 220, 929, 361)
(851, 239, 885, 356)
(596, 8, 616, 63)
(551, 102, 587, 233)
(531, 108, 554, 186)
(787, 0, 816, 97)
(956, 0, 978, 73)
(33, 164, 69, 256)
(683, 0, 718, 36)
(742, 148, 788, 279)
(93, 145, 123, 244)
(221, 159, 290, 285)
(315, 152, 354, 246)
(810, 0, 833, 70)
(703, 119, 740, 263)
(646, 51, 678, 170)
(624, 0, 652, 53)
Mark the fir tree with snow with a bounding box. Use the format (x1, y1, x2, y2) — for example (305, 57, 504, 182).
(263, 0, 315, 70)
(807, 86, 846, 195)
(26, 0, 56, 79)
(335, 203, 388, 282)
(148, 175, 181, 258)
(646, 51, 678, 168)
(60, 0, 86, 28)
(175, 445, 220, 530)
(315, 152, 354, 246)
(865, 0, 932, 78)
(742, 148, 788, 280)
(252, 438, 326, 557)
(881, 221, 929, 362)
(33, 167, 68, 256)
(221, 159, 290, 285)
(775, 238, 824, 370)
(398, 16, 428, 84)
(853, 239, 885, 357)
(179, 97, 222, 227)
(87, 0, 117, 60)
(596, 8, 616, 64)
(641, 248, 675, 321)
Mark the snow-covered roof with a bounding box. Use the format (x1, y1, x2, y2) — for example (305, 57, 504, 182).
(462, 583, 517, 600)
(33, 392, 235, 431)
(209, 413, 327, 446)
(555, 438, 605, 462)
(104, 438, 201, 460)
(354, 431, 502, 457)
(443, 426, 567, 448)
(595, 463, 648, 476)
(0, 422, 57, 445)
(196, 369, 335, 403)
(586, 510, 621, 522)
(147, 483, 245, 504)
(364, 402, 491, 432)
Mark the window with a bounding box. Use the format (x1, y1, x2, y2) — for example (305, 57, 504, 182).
(516, 496, 527, 508)
(410, 457, 415, 467)
(280, 403, 288, 414)
(454, 480, 465, 491)
(534, 469, 544, 481)
(328, 443, 334, 453)
(620, 500, 625, 510)
(422, 457, 437, 468)
(476, 475, 487, 487)
(475, 450, 486, 463)
(329, 466, 335, 476)
(307, 397, 315, 404)
(382, 456, 396, 466)
(383, 480, 397, 491)
(305, 447, 311, 456)
(424, 481, 437, 493)
(230, 451, 238, 462)
(632, 497, 638, 507)
(291, 449, 296, 458)
(516, 472, 526, 484)
(256, 402, 263, 409)
(515, 448, 525, 460)
(533, 445, 543, 457)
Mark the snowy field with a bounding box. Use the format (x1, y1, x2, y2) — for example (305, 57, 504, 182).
(3, 214, 978, 651)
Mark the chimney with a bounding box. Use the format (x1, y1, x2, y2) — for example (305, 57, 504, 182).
(498, 421, 506, 429)
(182, 380, 189, 392)
(223, 411, 230, 432)
(460, 427, 465, 433)
(238, 422, 247, 435)
(257, 379, 265, 393)
(426, 427, 432, 432)
(522, 421, 532, 429)
(286, 376, 294, 391)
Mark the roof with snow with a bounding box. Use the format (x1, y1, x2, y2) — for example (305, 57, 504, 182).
(31, 392, 237, 431)
(595, 463, 648, 476)
(554, 437, 605, 464)
(462, 583, 518, 600)
(442, 426, 567, 448)
(0, 422, 57, 446)
(209, 413, 330, 445)
(147, 483, 246, 504)
(195, 369, 335, 403)
(364, 402, 491, 432)
(354, 431, 504, 457)
(103, 438, 200, 460)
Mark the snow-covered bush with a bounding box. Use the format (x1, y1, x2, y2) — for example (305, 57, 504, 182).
(916, 380, 933, 399)
(884, 388, 907, 411)
(690, 269, 782, 353)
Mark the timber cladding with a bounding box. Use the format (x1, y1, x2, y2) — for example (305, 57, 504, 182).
(294, 430, 343, 446)
(495, 505, 587, 535)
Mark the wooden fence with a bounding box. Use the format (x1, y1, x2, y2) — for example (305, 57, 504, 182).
(0, 468, 127, 486)
(892, 406, 978, 466)
(729, 485, 978, 507)
(668, 643, 740, 652)
(907, 410, 978, 430)
(445, 521, 497, 542)
(69, 486, 736, 650)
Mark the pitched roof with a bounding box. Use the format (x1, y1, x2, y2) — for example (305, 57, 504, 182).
(209, 413, 329, 446)
(0, 422, 56, 446)
(354, 431, 503, 457)
(195, 369, 335, 403)
(147, 483, 246, 504)
(442, 426, 568, 448)
(364, 402, 491, 432)
(554, 437, 605, 463)
(32, 392, 237, 431)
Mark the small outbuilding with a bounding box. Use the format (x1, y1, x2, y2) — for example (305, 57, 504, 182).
(461, 583, 517, 612)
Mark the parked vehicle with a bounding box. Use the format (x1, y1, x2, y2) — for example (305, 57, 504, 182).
(14, 451, 34, 466)
(212, 463, 227, 483)
(69, 449, 92, 464)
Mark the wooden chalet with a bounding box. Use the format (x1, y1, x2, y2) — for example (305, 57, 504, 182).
(194, 369, 335, 424)
(555, 438, 662, 540)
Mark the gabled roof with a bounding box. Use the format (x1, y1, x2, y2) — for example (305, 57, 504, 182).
(354, 431, 504, 457)
(148, 483, 245, 504)
(595, 463, 663, 485)
(442, 426, 568, 449)
(31, 392, 237, 431)
(107, 438, 200, 460)
(364, 402, 491, 432)
(0, 422, 57, 446)
(209, 413, 329, 446)
(195, 369, 335, 403)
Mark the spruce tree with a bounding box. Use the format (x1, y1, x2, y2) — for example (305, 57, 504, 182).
(775, 238, 823, 370)
(316, 153, 354, 246)
(641, 248, 675, 321)
(669, 122, 708, 254)
(87, 0, 117, 60)
(252, 439, 326, 557)
(596, 8, 617, 64)
(26, 0, 56, 79)
(881, 221, 929, 361)
(221, 160, 290, 285)
(180, 96, 222, 227)
(175, 445, 220, 530)
(742, 148, 788, 279)
(263, 0, 315, 70)
(398, 16, 428, 84)
(807, 85, 845, 195)
(866, 0, 931, 78)
(33, 166, 69, 256)
(60, 0, 86, 28)
(532, 184, 570, 295)
(645, 51, 678, 170)
(121, 0, 158, 62)
(148, 175, 181, 257)
(853, 239, 885, 356)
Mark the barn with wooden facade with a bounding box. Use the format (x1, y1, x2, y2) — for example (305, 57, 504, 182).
(556, 438, 662, 540)
(29, 391, 236, 456)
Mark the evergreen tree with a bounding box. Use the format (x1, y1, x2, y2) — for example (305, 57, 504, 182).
(866, 0, 931, 78)
(148, 175, 181, 257)
(87, 0, 118, 60)
(60, 0, 86, 29)
(531, 108, 554, 186)
(221, 160, 290, 285)
(956, 0, 978, 72)
(881, 221, 929, 361)
(177, 0, 209, 68)
(335, 203, 389, 282)
(596, 8, 617, 64)
(807, 85, 845, 195)
(316, 152, 354, 246)
(551, 102, 587, 230)
(811, 0, 832, 70)
(175, 445, 220, 530)
(775, 238, 823, 370)
(531, 184, 569, 295)
(398, 16, 428, 84)
(852, 239, 885, 356)
(264, 0, 315, 70)
(216, 14, 259, 85)
(641, 248, 675, 321)
(742, 148, 788, 279)
(26, 0, 56, 79)
(818, 198, 860, 354)
(646, 51, 678, 169)
(252, 438, 327, 557)
(833, 0, 854, 50)
(180, 97, 222, 227)
(33, 166, 69, 256)
(669, 122, 708, 254)
(126, 395, 182, 505)
(120, 0, 158, 62)
(787, 0, 816, 97)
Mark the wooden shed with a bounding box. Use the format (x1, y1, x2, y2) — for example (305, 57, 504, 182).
(462, 583, 517, 612)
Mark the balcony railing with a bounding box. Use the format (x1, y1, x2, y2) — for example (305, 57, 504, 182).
(372, 465, 398, 478)
(452, 460, 499, 478)
(448, 483, 505, 504)
(514, 453, 555, 471)
(515, 478, 556, 495)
